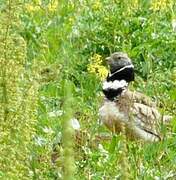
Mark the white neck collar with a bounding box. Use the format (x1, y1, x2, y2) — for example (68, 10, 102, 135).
(109, 64, 134, 78)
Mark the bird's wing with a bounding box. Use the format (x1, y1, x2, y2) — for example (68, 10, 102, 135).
(131, 102, 161, 139)
(126, 90, 157, 107)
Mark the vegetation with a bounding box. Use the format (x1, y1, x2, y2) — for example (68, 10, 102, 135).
(0, 0, 175, 179)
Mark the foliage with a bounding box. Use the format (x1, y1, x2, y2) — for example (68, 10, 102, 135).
(0, 1, 38, 178)
(0, 0, 176, 179)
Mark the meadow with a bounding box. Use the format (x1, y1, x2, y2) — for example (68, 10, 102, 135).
(0, 0, 176, 179)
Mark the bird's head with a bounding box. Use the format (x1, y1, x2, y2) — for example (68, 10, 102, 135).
(103, 52, 134, 101)
(106, 52, 134, 83)
(106, 52, 132, 73)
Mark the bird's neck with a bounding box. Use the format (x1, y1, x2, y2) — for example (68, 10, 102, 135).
(107, 64, 134, 83)
(102, 80, 128, 101)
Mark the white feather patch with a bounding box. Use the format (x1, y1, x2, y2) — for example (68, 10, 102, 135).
(70, 118, 80, 130)
(103, 80, 128, 90)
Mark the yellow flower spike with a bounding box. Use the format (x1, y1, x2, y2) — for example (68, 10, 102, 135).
(87, 54, 108, 80)
(150, 0, 170, 11)
(91, 54, 102, 65)
(98, 66, 108, 80)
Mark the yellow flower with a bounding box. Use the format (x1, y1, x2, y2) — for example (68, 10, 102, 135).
(25, 4, 40, 12)
(87, 54, 108, 80)
(25, 0, 41, 12)
(98, 66, 108, 80)
(25, 0, 58, 13)
(48, 0, 58, 12)
(91, 54, 102, 65)
(150, 0, 169, 11)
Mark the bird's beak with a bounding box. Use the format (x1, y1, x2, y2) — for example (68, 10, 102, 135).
(105, 57, 111, 64)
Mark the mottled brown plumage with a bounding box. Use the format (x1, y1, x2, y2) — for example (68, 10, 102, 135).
(99, 52, 172, 142)
(99, 89, 165, 142)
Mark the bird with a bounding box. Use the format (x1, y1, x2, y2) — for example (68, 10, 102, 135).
(99, 52, 172, 142)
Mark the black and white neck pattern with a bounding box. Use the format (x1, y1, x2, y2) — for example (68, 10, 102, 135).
(102, 80, 128, 101)
(102, 64, 134, 101)
(107, 64, 134, 82)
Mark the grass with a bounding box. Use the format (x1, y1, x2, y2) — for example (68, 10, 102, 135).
(0, 0, 176, 179)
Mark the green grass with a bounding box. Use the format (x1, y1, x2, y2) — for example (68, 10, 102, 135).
(0, 0, 176, 179)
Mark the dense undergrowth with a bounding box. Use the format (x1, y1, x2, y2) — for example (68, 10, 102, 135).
(0, 0, 176, 179)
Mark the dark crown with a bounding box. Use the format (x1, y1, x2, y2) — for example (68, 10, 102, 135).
(106, 52, 134, 82)
(106, 52, 132, 73)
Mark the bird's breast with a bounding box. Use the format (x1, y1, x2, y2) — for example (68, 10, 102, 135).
(99, 101, 128, 132)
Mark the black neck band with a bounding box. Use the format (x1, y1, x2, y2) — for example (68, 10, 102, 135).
(107, 66, 134, 83)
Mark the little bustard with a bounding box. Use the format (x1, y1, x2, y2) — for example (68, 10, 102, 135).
(99, 52, 172, 142)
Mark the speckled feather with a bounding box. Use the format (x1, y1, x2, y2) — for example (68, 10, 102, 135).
(99, 52, 172, 142)
(99, 90, 163, 142)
